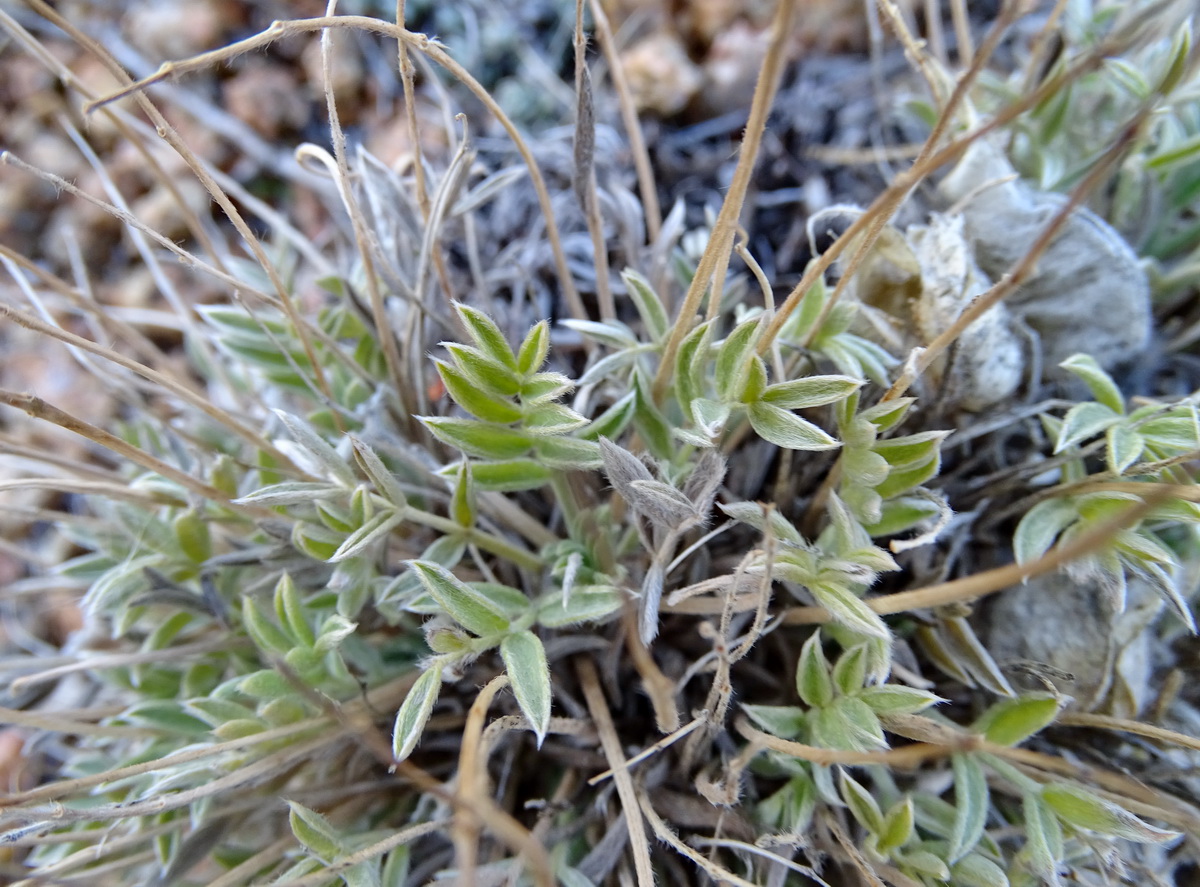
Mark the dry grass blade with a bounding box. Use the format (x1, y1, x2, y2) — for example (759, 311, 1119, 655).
(82, 14, 587, 324)
(577, 656, 655, 887)
(453, 674, 509, 886)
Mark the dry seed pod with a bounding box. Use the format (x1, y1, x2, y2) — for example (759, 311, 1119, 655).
(850, 219, 1023, 411)
(907, 213, 1024, 411)
(938, 138, 1152, 373)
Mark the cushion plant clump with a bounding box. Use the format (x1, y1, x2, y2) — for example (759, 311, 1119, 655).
(1, 1, 1199, 886)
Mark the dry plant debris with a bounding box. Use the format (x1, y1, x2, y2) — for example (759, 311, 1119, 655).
(1, 1, 1200, 886)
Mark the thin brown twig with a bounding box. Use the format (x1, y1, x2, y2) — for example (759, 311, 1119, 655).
(0, 304, 295, 468)
(621, 604, 681, 732)
(586, 0, 661, 243)
(650, 0, 798, 402)
(0, 389, 254, 513)
(320, 1, 408, 425)
(454, 674, 510, 887)
(588, 715, 706, 786)
(1056, 711, 1200, 753)
(577, 656, 656, 887)
(735, 717, 967, 767)
(638, 793, 761, 887)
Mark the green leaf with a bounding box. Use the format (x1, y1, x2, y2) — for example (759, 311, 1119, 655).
(419, 418, 532, 460)
(444, 343, 521, 396)
(950, 854, 1010, 887)
(843, 447, 890, 487)
(877, 797, 915, 853)
(381, 847, 410, 887)
(392, 665, 443, 762)
(949, 753, 989, 863)
(454, 303, 517, 369)
(858, 685, 943, 715)
(1054, 401, 1122, 452)
(274, 410, 357, 487)
(235, 482, 342, 506)
(1041, 782, 1180, 842)
(811, 696, 886, 750)
(808, 580, 890, 640)
(1157, 21, 1192, 94)
(748, 401, 840, 451)
(973, 694, 1060, 746)
(435, 360, 523, 423)
(836, 696, 887, 749)
(583, 391, 637, 441)
(288, 802, 343, 861)
(500, 630, 552, 747)
(1013, 498, 1080, 564)
(342, 860, 382, 887)
(1139, 416, 1200, 451)
(622, 268, 669, 342)
(718, 501, 804, 545)
(691, 397, 731, 438)
(863, 495, 944, 537)
(537, 585, 623, 627)
(449, 460, 475, 528)
(675, 320, 715, 424)
(242, 597, 293, 655)
(741, 704, 807, 739)
(633, 371, 672, 459)
(871, 431, 948, 470)
(239, 669, 293, 701)
(796, 632, 834, 708)
(274, 574, 315, 648)
(559, 318, 638, 350)
(329, 509, 405, 562)
(457, 459, 552, 492)
(832, 643, 869, 697)
(739, 357, 768, 403)
(517, 320, 550, 374)
(407, 561, 511, 636)
(467, 582, 531, 619)
(1148, 132, 1200, 171)
(1021, 793, 1063, 885)
(873, 453, 941, 499)
(213, 718, 267, 740)
(349, 438, 408, 510)
(173, 509, 211, 563)
(577, 348, 642, 388)
(839, 770, 884, 835)
(523, 402, 589, 435)
(519, 371, 574, 404)
(532, 436, 602, 470)
(1105, 58, 1150, 99)
(314, 614, 357, 655)
(896, 849, 950, 881)
(187, 697, 258, 727)
(1060, 354, 1124, 414)
(859, 397, 915, 433)
(122, 701, 210, 736)
(716, 318, 762, 401)
(761, 375, 863, 410)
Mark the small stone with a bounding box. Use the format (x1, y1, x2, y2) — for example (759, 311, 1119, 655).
(619, 31, 703, 117)
(981, 573, 1162, 716)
